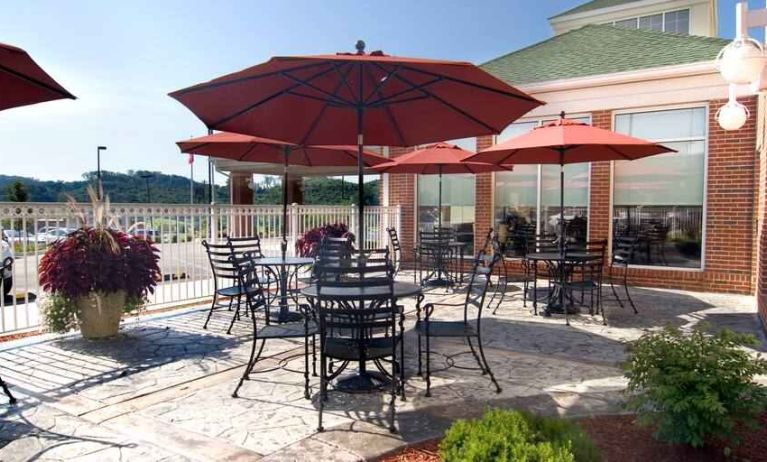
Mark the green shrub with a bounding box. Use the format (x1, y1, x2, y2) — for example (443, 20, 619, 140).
(440, 409, 600, 462)
(624, 326, 767, 448)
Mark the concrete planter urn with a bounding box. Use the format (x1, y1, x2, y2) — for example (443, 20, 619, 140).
(75, 290, 127, 339)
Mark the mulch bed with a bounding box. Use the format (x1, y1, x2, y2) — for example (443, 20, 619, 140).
(377, 414, 767, 462)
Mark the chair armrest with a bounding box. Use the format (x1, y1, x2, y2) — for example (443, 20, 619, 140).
(422, 301, 465, 319)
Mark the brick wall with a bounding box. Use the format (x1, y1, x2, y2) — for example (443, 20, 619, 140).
(602, 98, 759, 294)
(386, 98, 760, 295)
(756, 95, 767, 329)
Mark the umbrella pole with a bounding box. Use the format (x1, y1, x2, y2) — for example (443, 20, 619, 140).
(356, 107, 364, 250)
(438, 166, 443, 231)
(282, 147, 290, 260)
(559, 152, 569, 326)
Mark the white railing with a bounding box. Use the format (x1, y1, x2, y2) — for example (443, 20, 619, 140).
(0, 202, 401, 334)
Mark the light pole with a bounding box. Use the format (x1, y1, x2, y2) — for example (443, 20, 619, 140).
(140, 173, 153, 204)
(717, 2, 767, 130)
(96, 146, 107, 198)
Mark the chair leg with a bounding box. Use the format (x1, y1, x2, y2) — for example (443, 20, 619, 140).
(232, 310, 265, 398)
(417, 331, 422, 376)
(624, 277, 638, 314)
(425, 330, 432, 397)
(312, 335, 317, 377)
(398, 310, 406, 401)
(226, 294, 241, 335)
(467, 337, 486, 374)
(609, 276, 626, 309)
(203, 292, 219, 330)
(389, 341, 398, 434)
(304, 332, 311, 400)
(1, 375, 16, 404)
(476, 333, 501, 394)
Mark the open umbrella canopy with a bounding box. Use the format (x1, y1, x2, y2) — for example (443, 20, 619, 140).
(169, 47, 543, 147)
(177, 132, 388, 167)
(467, 117, 674, 165)
(0, 42, 75, 111)
(373, 142, 505, 175)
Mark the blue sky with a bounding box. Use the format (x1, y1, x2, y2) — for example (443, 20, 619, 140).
(0, 0, 753, 183)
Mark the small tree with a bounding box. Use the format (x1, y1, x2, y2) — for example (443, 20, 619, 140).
(624, 326, 767, 448)
(7, 181, 29, 202)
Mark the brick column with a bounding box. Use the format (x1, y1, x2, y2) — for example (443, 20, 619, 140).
(474, 135, 495, 246)
(387, 147, 416, 261)
(229, 172, 253, 237)
(588, 111, 613, 245)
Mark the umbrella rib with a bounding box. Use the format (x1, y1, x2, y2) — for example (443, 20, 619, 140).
(497, 148, 522, 166)
(210, 66, 337, 129)
(604, 144, 635, 161)
(399, 64, 541, 104)
(363, 64, 407, 146)
(387, 68, 497, 133)
(280, 68, 354, 107)
(0, 63, 75, 99)
(370, 94, 430, 107)
(299, 62, 355, 145)
(236, 143, 261, 162)
(171, 60, 329, 95)
(362, 64, 401, 105)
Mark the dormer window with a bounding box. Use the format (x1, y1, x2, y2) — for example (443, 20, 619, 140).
(611, 9, 690, 35)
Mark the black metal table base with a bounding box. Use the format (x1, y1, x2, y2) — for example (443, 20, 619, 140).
(423, 277, 453, 288)
(269, 310, 304, 324)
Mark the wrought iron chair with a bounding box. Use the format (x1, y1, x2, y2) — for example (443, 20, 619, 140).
(227, 236, 278, 305)
(606, 235, 639, 315)
(386, 227, 416, 279)
(568, 239, 607, 321)
(202, 240, 260, 334)
(526, 234, 558, 315)
(416, 247, 501, 397)
(231, 252, 317, 399)
(416, 229, 456, 287)
(313, 259, 402, 433)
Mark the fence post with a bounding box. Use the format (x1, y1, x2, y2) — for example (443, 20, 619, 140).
(349, 204, 357, 246)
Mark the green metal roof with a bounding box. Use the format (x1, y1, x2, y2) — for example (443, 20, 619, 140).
(550, 0, 642, 20)
(480, 24, 729, 86)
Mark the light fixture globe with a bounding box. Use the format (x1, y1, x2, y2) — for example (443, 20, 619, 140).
(717, 37, 767, 85)
(717, 99, 750, 131)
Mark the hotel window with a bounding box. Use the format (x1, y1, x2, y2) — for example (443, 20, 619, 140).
(611, 9, 689, 35)
(613, 107, 706, 269)
(493, 118, 590, 256)
(416, 138, 476, 255)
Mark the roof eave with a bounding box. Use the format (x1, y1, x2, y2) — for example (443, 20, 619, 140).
(518, 60, 718, 93)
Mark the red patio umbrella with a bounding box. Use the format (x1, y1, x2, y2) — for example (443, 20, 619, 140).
(177, 132, 387, 256)
(373, 142, 506, 231)
(467, 113, 674, 323)
(0, 42, 75, 111)
(169, 41, 543, 245)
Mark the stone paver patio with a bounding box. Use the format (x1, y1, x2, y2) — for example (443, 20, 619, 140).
(0, 279, 762, 461)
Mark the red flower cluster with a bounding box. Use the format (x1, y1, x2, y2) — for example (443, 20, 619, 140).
(39, 228, 161, 300)
(295, 223, 355, 258)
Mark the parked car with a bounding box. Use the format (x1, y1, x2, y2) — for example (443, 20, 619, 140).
(2, 229, 32, 244)
(131, 228, 159, 242)
(38, 228, 76, 245)
(1, 238, 13, 297)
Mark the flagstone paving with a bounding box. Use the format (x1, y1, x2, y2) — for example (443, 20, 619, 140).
(0, 279, 761, 461)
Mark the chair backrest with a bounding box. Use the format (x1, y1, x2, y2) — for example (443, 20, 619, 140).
(227, 235, 265, 259)
(528, 234, 558, 254)
(613, 235, 638, 266)
(317, 234, 354, 264)
(386, 228, 401, 273)
(463, 248, 500, 323)
(202, 240, 238, 284)
(230, 252, 268, 311)
(314, 261, 396, 346)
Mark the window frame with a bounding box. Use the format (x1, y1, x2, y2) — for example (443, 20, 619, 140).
(610, 103, 709, 272)
(608, 8, 690, 35)
(491, 113, 593, 244)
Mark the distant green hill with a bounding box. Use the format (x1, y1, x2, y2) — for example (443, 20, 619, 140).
(1, 172, 380, 205)
(0, 171, 227, 204)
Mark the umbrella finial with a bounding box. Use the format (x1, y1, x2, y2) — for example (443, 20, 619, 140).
(355, 40, 366, 55)
(560, 110, 566, 120)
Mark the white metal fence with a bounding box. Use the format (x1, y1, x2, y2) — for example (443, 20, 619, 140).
(0, 202, 401, 334)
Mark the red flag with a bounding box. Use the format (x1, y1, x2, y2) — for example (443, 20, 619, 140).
(187, 153, 194, 165)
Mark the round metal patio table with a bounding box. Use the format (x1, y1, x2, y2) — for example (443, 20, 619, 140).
(251, 256, 314, 323)
(418, 241, 465, 287)
(526, 252, 603, 316)
(301, 281, 423, 392)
